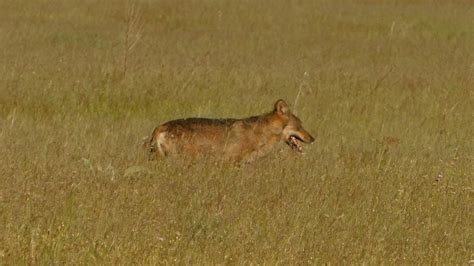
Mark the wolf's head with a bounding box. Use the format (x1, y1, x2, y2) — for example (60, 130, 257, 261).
(273, 99, 315, 152)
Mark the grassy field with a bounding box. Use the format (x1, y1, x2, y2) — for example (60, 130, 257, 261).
(1, 0, 473, 264)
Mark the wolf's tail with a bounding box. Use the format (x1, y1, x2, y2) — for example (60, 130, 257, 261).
(145, 127, 159, 160)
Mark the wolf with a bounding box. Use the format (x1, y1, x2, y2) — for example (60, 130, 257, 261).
(146, 99, 315, 163)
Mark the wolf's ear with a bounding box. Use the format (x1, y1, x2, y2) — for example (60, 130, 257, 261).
(274, 99, 289, 115)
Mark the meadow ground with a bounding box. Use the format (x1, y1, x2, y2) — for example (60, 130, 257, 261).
(0, 0, 473, 264)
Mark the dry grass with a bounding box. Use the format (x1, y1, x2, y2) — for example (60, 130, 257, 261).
(1, 0, 473, 264)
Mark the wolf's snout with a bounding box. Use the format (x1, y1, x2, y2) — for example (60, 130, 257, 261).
(297, 130, 315, 144)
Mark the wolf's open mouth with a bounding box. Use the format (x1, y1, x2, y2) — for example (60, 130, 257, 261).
(288, 135, 303, 152)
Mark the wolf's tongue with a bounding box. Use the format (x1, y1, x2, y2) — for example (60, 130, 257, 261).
(289, 136, 303, 152)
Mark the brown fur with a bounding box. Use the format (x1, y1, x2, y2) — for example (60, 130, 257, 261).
(146, 99, 315, 163)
